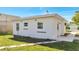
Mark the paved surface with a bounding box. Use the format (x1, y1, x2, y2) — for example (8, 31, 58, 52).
(74, 36, 79, 40)
(0, 41, 56, 50)
(57, 32, 79, 42)
(56, 33, 75, 42)
(71, 31, 79, 40)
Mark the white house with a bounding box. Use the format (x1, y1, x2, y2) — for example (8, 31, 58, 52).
(13, 14, 67, 40)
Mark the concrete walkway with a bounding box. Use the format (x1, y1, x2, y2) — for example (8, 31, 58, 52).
(0, 41, 56, 50)
(57, 33, 75, 42)
(70, 32, 79, 40)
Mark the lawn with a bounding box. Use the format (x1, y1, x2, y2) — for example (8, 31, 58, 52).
(0, 35, 26, 46)
(0, 35, 79, 51)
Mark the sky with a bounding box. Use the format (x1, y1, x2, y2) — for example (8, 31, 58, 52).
(0, 7, 79, 21)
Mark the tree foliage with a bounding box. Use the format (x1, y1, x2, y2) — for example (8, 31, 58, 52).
(72, 11, 79, 25)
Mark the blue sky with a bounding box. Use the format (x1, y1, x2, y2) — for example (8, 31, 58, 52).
(0, 7, 79, 21)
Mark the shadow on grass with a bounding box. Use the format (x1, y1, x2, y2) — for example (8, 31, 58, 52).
(41, 41, 79, 51)
(10, 37, 53, 43)
(10, 36, 79, 51)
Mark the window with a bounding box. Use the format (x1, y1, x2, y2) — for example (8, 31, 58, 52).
(64, 23, 66, 26)
(77, 26, 79, 30)
(16, 23, 19, 31)
(37, 22, 43, 29)
(57, 24, 59, 30)
(24, 23, 28, 26)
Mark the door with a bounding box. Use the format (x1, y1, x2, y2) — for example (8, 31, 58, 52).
(57, 23, 61, 36)
(16, 23, 19, 31)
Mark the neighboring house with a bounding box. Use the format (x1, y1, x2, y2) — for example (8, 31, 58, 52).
(13, 14, 67, 40)
(69, 22, 79, 32)
(0, 13, 21, 33)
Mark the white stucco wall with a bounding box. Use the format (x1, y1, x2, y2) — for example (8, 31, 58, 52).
(13, 16, 66, 40)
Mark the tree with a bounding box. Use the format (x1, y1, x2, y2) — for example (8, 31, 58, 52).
(72, 11, 79, 25)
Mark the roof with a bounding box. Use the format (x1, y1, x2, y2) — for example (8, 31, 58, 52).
(0, 13, 21, 18)
(14, 14, 67, 22)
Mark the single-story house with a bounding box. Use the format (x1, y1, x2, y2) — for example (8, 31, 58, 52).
(13, 14, 67, 40)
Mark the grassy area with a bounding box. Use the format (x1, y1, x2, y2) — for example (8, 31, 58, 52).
(0, 35, 79, 51)
(1, 40, 79, 51)
(1, 44, 60, 51)
(0, 35, 26, 46)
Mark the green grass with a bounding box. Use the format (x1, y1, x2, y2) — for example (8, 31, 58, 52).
(0, 35, 26, 46)
(0, 35, 79, 51)
(1, 45, 60, 51)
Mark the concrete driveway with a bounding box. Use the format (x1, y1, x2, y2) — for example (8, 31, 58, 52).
(56, 32, 75, 42)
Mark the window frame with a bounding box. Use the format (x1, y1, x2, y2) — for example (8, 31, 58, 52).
(57, 23, 59, 30)
(37, 22, 43, 29)
(16, 23, 19, 31)
(24, 22, 28, 27)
